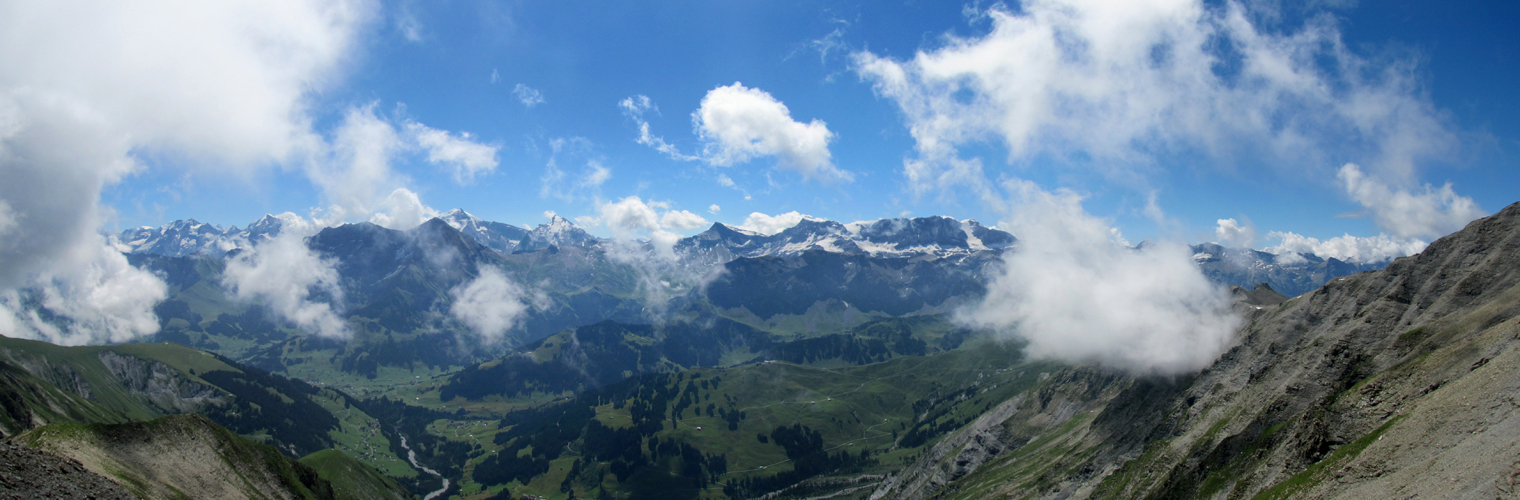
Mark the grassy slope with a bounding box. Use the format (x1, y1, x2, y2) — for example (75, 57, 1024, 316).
(0, 335, 417, 480)
(431, 341, 1049, 499)
(301, 449, 415, 500)
(0, 356, 124, 435)
(0, 336, 238, 421)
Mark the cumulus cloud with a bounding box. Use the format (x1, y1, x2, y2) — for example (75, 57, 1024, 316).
(308, 105, 495, 223)
(1337, 163, 1485, 240)
(368, 187, 437, 230)
(407, 121, 499, 183)
(1263, 231, 1426, 264)
(695, 82, 851, 183)
(449, 267, 537, 343)
(513, 83, 545, 107)
(660, 210, 710, 231)
(221, 217, 349, 339)
(0, 240, 167, 346)
(854, 1, 1455, 194)
(309, 104, 405, 222)
(0, 0, 372, 344)
(960, 180, 1240, 375)
(597, 196, 662, 235)
(708, 204, 721, 215)
(738, 211, 816, 235)
(1215, 218, 1257, 248)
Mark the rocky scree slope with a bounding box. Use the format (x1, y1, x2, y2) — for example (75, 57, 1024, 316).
(20, 414, 339, 500)
(0, 438, 136, 499)
(874, 201, 1520, 500)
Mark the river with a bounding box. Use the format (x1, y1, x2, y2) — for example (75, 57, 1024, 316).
(398, 435, 450, 500)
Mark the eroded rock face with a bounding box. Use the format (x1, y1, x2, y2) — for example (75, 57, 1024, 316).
(97, 351, 225, 413)
(0, 347, 93, 401)
(22, 414, 337, 500)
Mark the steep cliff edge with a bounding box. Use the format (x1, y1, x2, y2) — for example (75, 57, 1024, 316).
(880, 201, 1520, 499)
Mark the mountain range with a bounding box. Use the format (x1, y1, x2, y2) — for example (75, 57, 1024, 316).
(7, 205, 1506, 499)
(120, 209, 1381, 296)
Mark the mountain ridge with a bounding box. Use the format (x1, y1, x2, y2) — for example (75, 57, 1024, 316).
(118, 210, 1385, 299)
(873, 200, 1520, 499)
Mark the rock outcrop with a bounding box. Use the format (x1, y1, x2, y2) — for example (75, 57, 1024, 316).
(20, 414, 338, 500)
(0, 439, 136, 499)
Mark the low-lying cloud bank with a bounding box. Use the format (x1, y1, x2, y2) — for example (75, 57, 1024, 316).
(0, 238, 167, 346)
(221, 216, 349, 340)
(737, 211, 816, 236)
(961, 181, 1240, 376)
(449, 267, 542, 344)
(585, 196, 722, 314)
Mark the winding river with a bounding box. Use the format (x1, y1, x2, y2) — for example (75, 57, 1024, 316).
(398, 435, 450, 500)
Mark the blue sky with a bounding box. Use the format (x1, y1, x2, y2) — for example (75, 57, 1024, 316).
(67, 0, 1520, 255)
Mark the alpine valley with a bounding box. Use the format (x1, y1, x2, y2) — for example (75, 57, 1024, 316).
(4, 204, 1517, 500)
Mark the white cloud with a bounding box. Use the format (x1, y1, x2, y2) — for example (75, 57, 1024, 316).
(407, 121, 499, 184)
(0, 0, 372, 344)
(738, 211, 816, 235)
(368, 188, 437, 230)
(708, 204, 721, 214)
(854, 1, 1455, 194)
(597, 196, 662, 236)
(661, 210, 709, 230)
(580, 160, 611, 187)
(310, 105, 496, 221)
(0, 240, 167, 346)
(490, 69, 500, 84)
(695, 82, 850, 183)
(591, 196, 722, 314)
(449, 267, 535, 343)
(807, 26, 849, 66)
(221, 218, 349, 339)
(513, 83, 545, 107)
(308, 104, 403, 222)
(620, 95, 698, 162)
(1215, 218, 1257, 248)
(1264, 230, 1426, 264)
(961, 180, 1240, 375)
(1337, 163, 1485, 240)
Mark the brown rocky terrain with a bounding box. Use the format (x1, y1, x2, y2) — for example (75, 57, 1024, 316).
(0, 438, 135, 500)
(872, 201, 1520, 499)
(19, 414, 337, 500)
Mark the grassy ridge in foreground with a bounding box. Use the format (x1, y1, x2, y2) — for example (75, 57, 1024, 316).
(300, 449, 415, 500)
(21, 414, 337, 500)
(0, 335, 417, 480)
